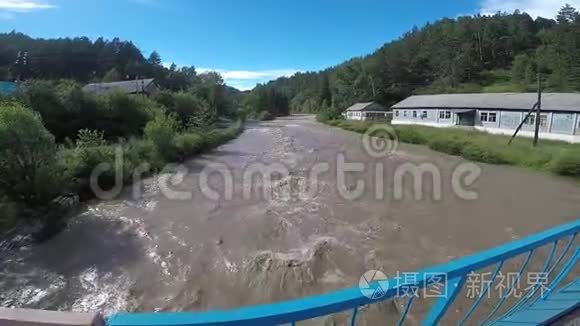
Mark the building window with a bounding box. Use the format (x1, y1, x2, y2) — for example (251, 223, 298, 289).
(525, 114, 548, 127)
(403, 111, 407, 117)
(413, 111, 417, 118)
(525, 115, 535, 125)
(421, 111, 428, 119)
(481, 111, 497, 123)
(540, 114, 548, 127)
(395, 110, 399, 117)
(440, 111, 451, 119)
(481, 112, 489, 122)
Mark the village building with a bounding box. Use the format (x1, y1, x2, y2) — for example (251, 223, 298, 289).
(391, 93, 580, 143)
(344, 102, 391, 121)
(82, 78, 159, 96)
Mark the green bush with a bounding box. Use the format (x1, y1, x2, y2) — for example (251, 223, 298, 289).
(19, 80, 73, 142)
(395, 127, 429, 145)
(76, 129, 106, 148)
(174, 133, 205, 159)
(325, 120, 341, 127)
(63, 145, 120, 195)
(144, 114, 180, 161)
(105, 91, 153, 139)
(0, 197, 18, 230)
(316, 107, 342, 122)
(258, 111, 274, 121)
(153, 90, 176, 109)
(19, 81, 161, 142)
(124, 139, 164, 172)
(171, 92, 203, 125)
(0, 103, 62, 206)
(461, 143, 508, 164)
(187, 103, 217, 132)
(336, 120, 373, 133)
(550, 149, 580, 177)
(428, 136, 468, 155)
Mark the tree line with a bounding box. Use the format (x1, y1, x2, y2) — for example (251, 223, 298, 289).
(256, 4, 580, 114)
(2, 31, 194, 91)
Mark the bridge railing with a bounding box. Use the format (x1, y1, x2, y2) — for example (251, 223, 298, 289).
(107, 220, 580, 326)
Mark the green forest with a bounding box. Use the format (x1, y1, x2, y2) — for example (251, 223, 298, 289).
(253, 4, 580, 115)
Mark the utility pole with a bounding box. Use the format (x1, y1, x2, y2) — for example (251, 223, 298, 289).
(15, 51, 22, 81)
(533, 73, 542, 147)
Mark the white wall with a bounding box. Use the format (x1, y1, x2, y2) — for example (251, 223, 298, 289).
(474, 126, 580, 143)
(392, 109, 580, 143)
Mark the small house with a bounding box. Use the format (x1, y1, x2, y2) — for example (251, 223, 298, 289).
(344, 102, 391, 121)
(83, 78, 159, 96)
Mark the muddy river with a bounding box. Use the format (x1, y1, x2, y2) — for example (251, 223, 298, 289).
(1, 115, 579, 324)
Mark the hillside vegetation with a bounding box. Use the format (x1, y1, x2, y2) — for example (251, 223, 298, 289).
(253, 5, 580, 113)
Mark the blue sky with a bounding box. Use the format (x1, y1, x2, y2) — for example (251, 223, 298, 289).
(0, 0, 576, 90)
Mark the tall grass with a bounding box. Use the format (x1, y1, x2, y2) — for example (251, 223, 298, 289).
(323, 120, 580, 178)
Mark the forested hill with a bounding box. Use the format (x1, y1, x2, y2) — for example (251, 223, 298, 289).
(254, 4, 580, 113)
(0, 31, 211, 92)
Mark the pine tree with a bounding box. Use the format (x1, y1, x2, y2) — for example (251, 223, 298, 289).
(557, 4, 579, 25)
(148, 51, 162, 66)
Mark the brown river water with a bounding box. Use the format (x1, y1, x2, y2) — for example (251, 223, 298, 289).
(1, 115, 579, 324)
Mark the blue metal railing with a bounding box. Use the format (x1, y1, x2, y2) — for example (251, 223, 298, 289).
(107, 220, 580, 326)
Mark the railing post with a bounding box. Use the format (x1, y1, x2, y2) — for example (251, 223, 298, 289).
(422, 276, 466, 326)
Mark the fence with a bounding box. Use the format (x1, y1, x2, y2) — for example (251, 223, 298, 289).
(108, 220, 579, 326)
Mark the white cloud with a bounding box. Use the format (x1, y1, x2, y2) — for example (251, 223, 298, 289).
(480, 0, 580, 19)
(0, 0, 54, 19)
(197, 68, 300, 91)
(0, 0, 54, 12)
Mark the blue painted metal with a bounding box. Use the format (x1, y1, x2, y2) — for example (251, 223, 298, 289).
(458, 261, 504, 325)
(493, 279, 580, 326)
(542, 247, 580, 299)
(107, 220, 580, 326)
(349, 306, 359, 326)
(497, 240, 560, 320)
(544, 233, 577, 277)
(422, 276, 466, 326)
(397, 296, 416, 326)
(480, 250, 535, 325)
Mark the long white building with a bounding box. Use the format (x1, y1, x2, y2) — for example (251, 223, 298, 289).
(391, 93, 580, 143)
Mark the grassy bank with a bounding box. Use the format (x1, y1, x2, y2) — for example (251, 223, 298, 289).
(322, 119, 580, 178)
(61, 119, 244, 201)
